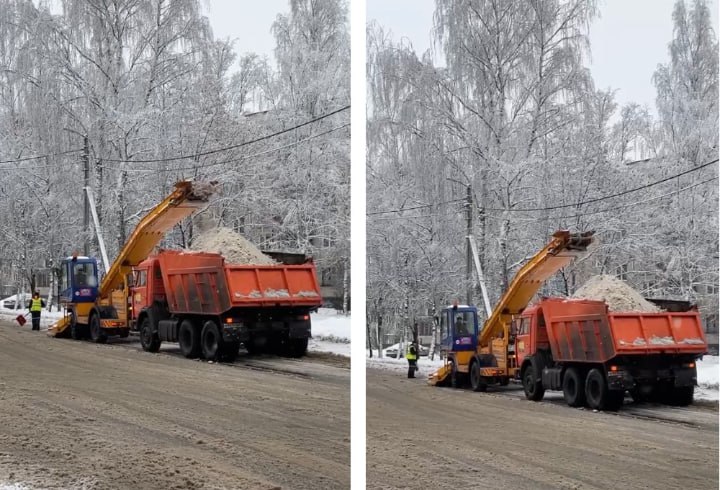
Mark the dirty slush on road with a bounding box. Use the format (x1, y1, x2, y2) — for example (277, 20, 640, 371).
(0, 323, 349, 490)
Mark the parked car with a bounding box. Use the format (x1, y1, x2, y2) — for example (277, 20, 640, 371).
(383, 345, 429, 358)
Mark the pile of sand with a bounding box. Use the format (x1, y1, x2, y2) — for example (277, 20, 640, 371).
(572, 275, 661, 313)
(190, 227, 277, 265)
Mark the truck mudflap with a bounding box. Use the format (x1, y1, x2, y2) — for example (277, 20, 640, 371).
(671, 367, 697, 387)
(222, 323, 248, 342)
(288, 319, 311, 339)
(606, 370, 634, 391)
(607, 366, 697, 390)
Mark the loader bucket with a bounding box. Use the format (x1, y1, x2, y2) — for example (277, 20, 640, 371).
(428, 363, 452, 386)
(47, 316, 70, 337)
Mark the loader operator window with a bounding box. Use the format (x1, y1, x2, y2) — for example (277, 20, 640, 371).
(454, 313, 473, 336)
(73, 263, 97, 287)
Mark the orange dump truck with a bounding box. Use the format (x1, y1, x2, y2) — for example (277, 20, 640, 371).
(517, 298, 707, 410)
(131, 249, 322, 361)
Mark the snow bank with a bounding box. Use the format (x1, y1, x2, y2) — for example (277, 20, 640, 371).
(311, 308, 350, 342)
(572, 275, 660, 312)
(367, 351, 445, 374)
(189, 227, 277, 265)
(696, 355, 719, 401)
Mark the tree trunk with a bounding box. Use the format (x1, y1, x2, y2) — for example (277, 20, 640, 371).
(342, 256, 349, 314)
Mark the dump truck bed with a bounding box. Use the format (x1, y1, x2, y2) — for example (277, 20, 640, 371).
(540, 298, 707, 363)
(155, 250, 322, 315)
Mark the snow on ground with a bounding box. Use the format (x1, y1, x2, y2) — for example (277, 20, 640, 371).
(697, 355, 719, 401)
(309, 308, 350, 356)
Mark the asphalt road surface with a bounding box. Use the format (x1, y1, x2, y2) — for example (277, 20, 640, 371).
(0, 323, 350, 489)
(367, 368, 719, 490)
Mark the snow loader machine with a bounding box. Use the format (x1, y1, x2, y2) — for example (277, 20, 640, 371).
(428, 230, 595, 390)
(48, 180, 218, 342)
(428, 230, 707, 409)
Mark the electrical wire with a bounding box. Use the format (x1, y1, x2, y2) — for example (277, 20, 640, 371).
(484, 158, 718, 212)
(367, 199, 465, 216)
(0, 148, 82, 164)
(97, 123, 350, 173)
(368, 176, 717, 223)
(99, 105, 350, 164)
(0, 123, 349, 173)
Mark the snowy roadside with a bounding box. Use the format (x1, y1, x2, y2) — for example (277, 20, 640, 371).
(0, 305, 351, 357)
(366, 351, 719, 401)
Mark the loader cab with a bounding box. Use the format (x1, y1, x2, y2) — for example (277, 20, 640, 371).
(440, 305, 478, 353)
(59, 256, 99, 304)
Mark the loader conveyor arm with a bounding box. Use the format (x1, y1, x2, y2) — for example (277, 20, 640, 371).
(477, 230, 594, 347)
(99, 181, 217, 298)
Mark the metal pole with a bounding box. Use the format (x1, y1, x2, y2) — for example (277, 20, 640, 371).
(465, 184, 472, 305)
(82, 136, 89, 256)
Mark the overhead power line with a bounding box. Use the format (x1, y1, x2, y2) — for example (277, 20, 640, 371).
(369, 176, 717, 223)
(99, 105, 350, 164)
(366, 199, 465, 216)
(98, 123, 350, 173)
(484, 158, 718, 212)
(0, 148, 82, 164)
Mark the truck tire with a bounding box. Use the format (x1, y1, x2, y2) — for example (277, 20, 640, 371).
(667, 386, 694, 406)
(244, 337, 265, 355)
(220, 341, 240, 362)
(585, 368, 623, 411)
(469, 361, 488, 392)
(285, 338, 308, 358)
(139, 317, 161, 353)
(201, 320, 222, 361)
(178, 320, 201, 358)
(562, 367, 586, 407)
(89, 314, 107, 344)
(522, 361, 545, 401)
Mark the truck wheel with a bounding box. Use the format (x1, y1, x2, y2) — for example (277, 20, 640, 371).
(178, 320, 201, 358)
(668, 386, 694, 406)
(201, 320, 222, 361)
(89, 315, 107, 344)
(220, 341, 240, 362)
(139, 317, 161, 353)
(523, 362, 545, 401)
(562, 367, 586, 407)
(469, 361, 487, 392)
(286, 338, 308, 358)
(585, 368, 623, 411)
(244, 337, 265, 355)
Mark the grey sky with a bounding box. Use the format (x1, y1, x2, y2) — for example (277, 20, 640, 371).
(367, 0, 719, 114)
(202, 0, 288, 66)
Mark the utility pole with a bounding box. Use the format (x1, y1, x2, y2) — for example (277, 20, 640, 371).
(82, 136, 90, 256)
(465, 184, 472, 305)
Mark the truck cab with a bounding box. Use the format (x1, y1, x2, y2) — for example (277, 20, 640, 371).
(513, 305, 550, 368)
(130, 257, 166, 324)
